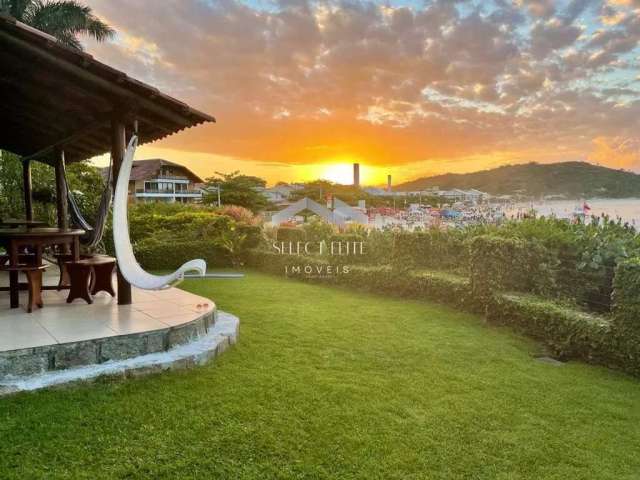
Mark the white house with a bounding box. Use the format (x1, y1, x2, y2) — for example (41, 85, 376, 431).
(104, 159, 204, 203)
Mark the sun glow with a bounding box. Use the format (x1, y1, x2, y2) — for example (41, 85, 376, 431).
(321, 163, 357, 184)
(301, 160, 388, 186)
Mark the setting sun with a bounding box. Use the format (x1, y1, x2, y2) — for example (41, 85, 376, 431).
(297, 161, 388, 186)
(321, 163, 356, 185)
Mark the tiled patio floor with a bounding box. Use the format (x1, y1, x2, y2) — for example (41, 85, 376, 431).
(0, 267, 214, 353)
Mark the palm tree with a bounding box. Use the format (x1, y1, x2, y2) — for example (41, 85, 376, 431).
(0, 0, 114, 49)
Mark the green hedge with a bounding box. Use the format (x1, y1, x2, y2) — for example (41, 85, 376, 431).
(135, 239, 232, 270)
(612, 259, 640, 375)
(244, 249, 326, 278)
(392, 230, 467, 271)
(488, 293, 612, 362)
(469, 235, 556, 301)
(331, 265, 471, 310)
(246, 251, 473, 311)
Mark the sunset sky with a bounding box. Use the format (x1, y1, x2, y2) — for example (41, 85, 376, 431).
(83, 0, 640, 186)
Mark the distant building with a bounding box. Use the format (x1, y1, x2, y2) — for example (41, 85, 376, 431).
(438, 189, 467, 201)
(105, 159, 204, 203)
(269, 197, 368, 226)
(438, 188, 488, 203)
(464, 189, 489, 202)
(363, 187, 389, 196)
(257, 183, 304, 206)
(422, 186, 440, 195)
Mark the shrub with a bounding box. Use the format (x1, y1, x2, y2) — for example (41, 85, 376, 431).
(611, 259, 640, 374)
(469, 235, 556, 301)
(247, 251, 472, 310)
(392, 229, 468, 271)
(489, 217, 636, 311)
(487, 293, 612, 362)
(276, 227, 306, 243)
(302, 217, 335, 243)
(237, 225, 263, 249)
(356, 229, 394, 265)
(345, 268, 473, 310)
(329, 233, 363, 244)
(218, 205, 259, 225)
(134, 238, 231, 270)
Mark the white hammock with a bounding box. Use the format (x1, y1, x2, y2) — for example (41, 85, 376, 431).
(112, 135, 206, 289)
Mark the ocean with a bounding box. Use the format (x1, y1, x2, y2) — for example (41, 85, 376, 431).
(507, 198, 640, 227)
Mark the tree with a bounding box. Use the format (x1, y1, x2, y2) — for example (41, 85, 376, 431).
(290, 180, 394, 207)
(0, 151, 105, 224)
(203, 171, 271, 213)
(0, 0, 114, 50)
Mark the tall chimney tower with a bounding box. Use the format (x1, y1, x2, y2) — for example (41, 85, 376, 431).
(387, 174, 392, 192)
(353, 163, 360, 187)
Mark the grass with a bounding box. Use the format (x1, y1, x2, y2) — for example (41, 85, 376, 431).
(1, 270, 639, 479)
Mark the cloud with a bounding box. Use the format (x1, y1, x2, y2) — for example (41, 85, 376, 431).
(81, 0, 640, 178)
(589, 136, 640, 169)
(530, 18, 583, 59)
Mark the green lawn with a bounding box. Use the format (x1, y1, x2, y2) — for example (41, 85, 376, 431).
(1, 271, 639, 479)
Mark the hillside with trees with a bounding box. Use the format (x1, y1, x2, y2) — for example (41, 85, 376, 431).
(396, 162, 640, 198)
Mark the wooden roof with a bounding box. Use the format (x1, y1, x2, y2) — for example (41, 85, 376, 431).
(101, 159, 204, 183)
(0, 14, 215, 165)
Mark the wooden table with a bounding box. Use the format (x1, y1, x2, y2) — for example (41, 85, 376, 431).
(0, 219, 49, 229)
(0, 228, 85, 308)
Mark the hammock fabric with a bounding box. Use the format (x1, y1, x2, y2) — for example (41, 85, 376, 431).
(65, 160, 112, 249)
(112, 135, 205, 289)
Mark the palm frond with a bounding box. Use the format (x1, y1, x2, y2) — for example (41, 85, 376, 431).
(0, 0, 32, 21)
(23, 0, 114, 49)
(83, 14, 114, 42)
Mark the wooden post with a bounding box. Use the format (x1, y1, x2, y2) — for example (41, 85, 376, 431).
(111, 116, 132, 305)
(54, 148, 68, 230)
(22, 159, 33, 221)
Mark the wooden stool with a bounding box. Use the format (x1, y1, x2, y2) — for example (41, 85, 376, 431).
(54, 253, 92, 289)
(0, 264, 46, 312)
(86, 256, 116, 296)
(65, 261, 93, 304)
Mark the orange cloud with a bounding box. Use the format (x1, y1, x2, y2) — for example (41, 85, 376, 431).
(589, 136, 640, 170)
(82, 0, 640, 183)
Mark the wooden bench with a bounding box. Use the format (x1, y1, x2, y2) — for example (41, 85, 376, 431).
(0, 264, 46, 312)
(65, 256, 116, 304)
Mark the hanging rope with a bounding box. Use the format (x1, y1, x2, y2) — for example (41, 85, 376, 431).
(65, 156, 113, 249)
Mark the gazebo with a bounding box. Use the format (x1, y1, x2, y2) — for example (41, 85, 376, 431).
(0, 15, 239, 388)
(0, 14, 215, 305)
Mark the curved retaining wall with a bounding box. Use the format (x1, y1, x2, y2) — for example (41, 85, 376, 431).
(0, 307, 216, 380)
(0, 311, 239, 396)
